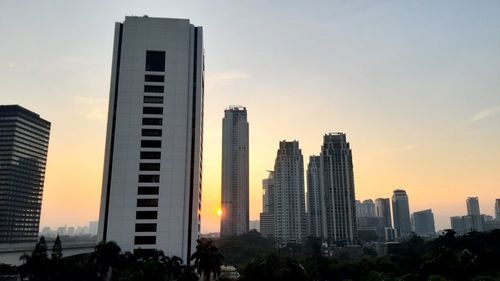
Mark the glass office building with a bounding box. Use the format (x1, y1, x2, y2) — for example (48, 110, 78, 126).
(0, 105, 50, 244)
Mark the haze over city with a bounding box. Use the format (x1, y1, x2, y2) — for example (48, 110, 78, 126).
(1, 0, 499, 233)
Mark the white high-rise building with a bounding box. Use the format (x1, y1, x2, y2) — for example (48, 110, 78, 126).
(320, 133, 357, 245)
(98, 16, 204, 261)
(307, 155, 322, 238)
(273, 141, 307, 246)
(221, 106, 249, 237)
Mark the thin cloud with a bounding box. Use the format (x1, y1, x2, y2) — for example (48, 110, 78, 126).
(207, 70, 249, 82)
(73, 96, 108, 121)
(469, 105, 500, 123)
(7, 62, 16, 69)
(374, 144, 417, 157)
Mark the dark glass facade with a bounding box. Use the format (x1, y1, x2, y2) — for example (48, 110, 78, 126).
(0, 105, 50, 244)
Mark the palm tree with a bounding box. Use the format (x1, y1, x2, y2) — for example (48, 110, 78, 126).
(191, 238, 223, 281)
(90, 240, 121, 281)
(161, 255, 184, 280)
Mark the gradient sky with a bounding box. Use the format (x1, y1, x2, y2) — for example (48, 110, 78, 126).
(1, 0, 499, 233)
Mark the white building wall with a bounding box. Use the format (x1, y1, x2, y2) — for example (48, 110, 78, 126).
(98, 17, 203, 261)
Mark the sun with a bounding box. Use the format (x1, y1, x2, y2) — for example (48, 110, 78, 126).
(217, 209, 222, 217)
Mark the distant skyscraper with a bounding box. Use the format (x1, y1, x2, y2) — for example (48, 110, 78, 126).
(97, 17, 204, 261)
(375, 198, 392, 227)
(273, 141, 307, 246)
(260, 171, 275, 239)
(0, 105, 50, 244)
(495, 199, 500, 220)
(450, 216, 464, 234)
(221, 106, 249, 237)
(320, 133, 357, 245)
(462, 214, 484, 232)
(466, 197, 480, 215)
(360, 200, 375, 217)
(392, 189, 412, 238)
(355, 200, 362, 218)
(411, 209, 435, 235)
(307, 155, 323, 238)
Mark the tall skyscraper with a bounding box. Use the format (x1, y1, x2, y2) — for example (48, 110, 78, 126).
(320, 133, 357, 245)
(466, 197, 480, 215)
(221, 106, 249, 237)
(307, 155, 322, 238)
(98, 17, 204, 261)
(259, 171, 275, 239)
(496, 199, 500, 221)
(375, 198, 392, 227)
(411, 209, 435, 235)
(273, 141, 307, 246)
(0, 105, 51, 244)
(392, 189, 412, 238)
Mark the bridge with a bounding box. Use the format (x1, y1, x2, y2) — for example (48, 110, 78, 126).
(0, 240, 96, 266)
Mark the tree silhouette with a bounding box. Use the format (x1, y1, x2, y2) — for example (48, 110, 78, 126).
(90, 240, 121, 281)
(51, 235, 63, 261)
(191, 238, 223, 281)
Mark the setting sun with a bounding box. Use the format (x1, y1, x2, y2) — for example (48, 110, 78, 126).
(217, 209, 223, 217)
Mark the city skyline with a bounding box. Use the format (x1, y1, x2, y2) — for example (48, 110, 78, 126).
(1, 0, 499, 233)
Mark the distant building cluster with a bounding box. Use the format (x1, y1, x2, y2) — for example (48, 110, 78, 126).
(39, 221, 98, 238)
(356, 191, 436, 243)
(449, 197, 500, 234)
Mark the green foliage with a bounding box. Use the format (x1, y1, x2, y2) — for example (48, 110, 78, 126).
(214, 230, 275, 266)
(12, 230, 500, 280)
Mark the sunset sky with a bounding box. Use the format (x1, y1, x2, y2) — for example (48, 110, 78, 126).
(1, 0, 499, 233)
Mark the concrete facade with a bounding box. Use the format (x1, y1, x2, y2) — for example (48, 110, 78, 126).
(98, 16, 204, 261)
(221, 106, 249, 237)
(320, 133, 357, 245)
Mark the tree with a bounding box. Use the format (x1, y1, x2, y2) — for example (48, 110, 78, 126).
(191, 238, 224, 281)
(90, 240, 121, 281)
(52, 235, 63, 261)
(19, 236, 51, 281)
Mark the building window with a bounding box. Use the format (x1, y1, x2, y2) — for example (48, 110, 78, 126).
(135, 223, 157, 232)
(144, 96, 163, 104)
(136, 211, 157, 219)
(142, 118, 163, 126)
(139, 163, 161, 171)
(144, 85, 164, 93)
(143, 107, 163, 115)
(138, 186, 159, 195)
(141, 140, 161, 148)
(138, 175, 160, 183)
(134, 235, 156, 245)
(140, 151, 161, 159)
(134, 249, 156, 256)
(146, 51, 165, 72)
(142, 129, 162, 137)
(145, 75, 165, 82)
(137, 198, 159, 207)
